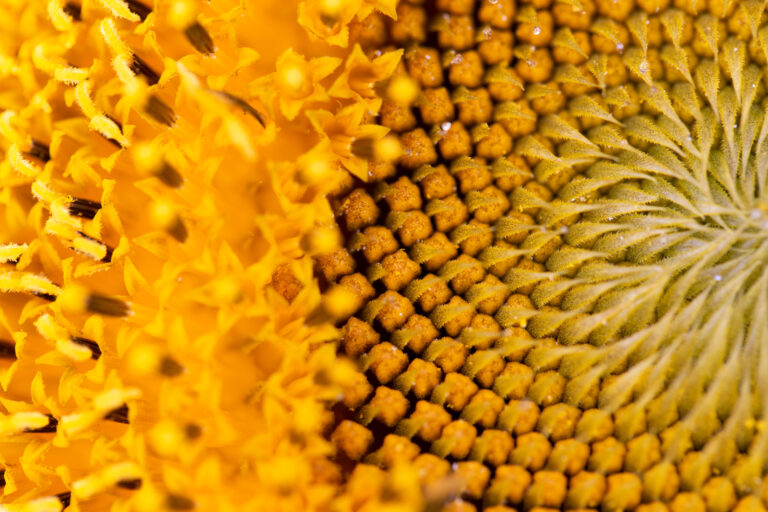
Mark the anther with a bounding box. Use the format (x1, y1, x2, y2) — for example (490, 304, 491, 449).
(167, 217, 188, 243)
(151, 202, 188, 242)
(184, 423, 202, 439)
(75, 231, 113, 262)
(71, 336, 101, 360)
(184, 22, 214, 55)
(145, 95, 176, 126)
(63, 2, 81, 21)
(103, 114, 125, 148)
(0, 339, 14, 359)
(214, 91, 265, 126)
(56, 492, 71, 508)
(125, 0, 151, 21)
(116, 478, 142, 490)
(105, 404, 129, 424)
(159, 356, 184, 377)
(130, 54, 160, 85)
(167, 494, 196, 510)
(351, 137, 376, 159)
(25, 414, 58, 433)
(33, 291, 58, 302)
(26, 139, 51, 162)
(86, 293, 130, 317)
(155, 162, 184, 188)
(68, 198, 101, 220)
(0, 470, 5, 487)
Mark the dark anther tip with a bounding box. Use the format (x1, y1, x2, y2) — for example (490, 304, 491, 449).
(145, 95, 177, 127)
(130, 54, 160, 86)
(105, 404, 130, 424)
(68, 198, 102, 220)
(63, 2, 81, 21)
(26, 139, 51, 162)
(71, 336, 101, 359)
(56, 492, 71, 508)
(155, 163, 184, 188)
(125, 0, 151, 21)
(167, 494, 196, 510)
(86, 293, 130, 317)
(0, 340, 16, 359)
(184, 22, 214, 55)
(25, 415, 58, 434)
(167, 218, 188, 243)
(159, 356, 184, 377)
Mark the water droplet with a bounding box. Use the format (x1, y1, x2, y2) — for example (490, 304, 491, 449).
(714, 275, 722, 281)
(533, 26, 541, 35)
(441, 122, 452, 133)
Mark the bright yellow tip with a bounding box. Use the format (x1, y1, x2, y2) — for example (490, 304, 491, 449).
(387, 75, 420, 105)
(168, 0, 197, 29)
(281, 66, 307, 92)
(323, 285, 358, 319)
(303, 226, 341, 255)
(320, 0, 345, 17)
(374, 135, 403, 162)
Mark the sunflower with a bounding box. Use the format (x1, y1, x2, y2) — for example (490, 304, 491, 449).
(0, 0, 766, 511)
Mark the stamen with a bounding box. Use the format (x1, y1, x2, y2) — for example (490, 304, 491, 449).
(72, 232, 113, 262)
(184, 22, 214, 55)
(214, 91, 265, 126)
(68, 198, 101, 219)
(26, 139, 51, 162)
(63, 2, 81, 21)
(145, 95, 176, 126)
(0, 340, 15, 359)
(33, 292, 58, 302)
(159, 356, 184, 377)
(350, 137, 375, 159)
(71, 336, 101, 360)
(125, 0, 151, 21)
(116, 478, 142, 490)
(56, 492, 71, 508)
(167, 494, 195, 510)
(101, 114, 126, 148)
(0, 243, 27, 264)
(151, 202, 188, 242)
(167, 217, 188, 243)
(184, 423, 202, 439)
(105, 404, 129, 424)
(155, 162, 184, 188)
(25, 414, 58, 433)
(86, 293, 130, 317)
(129, 54, 159, 85)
